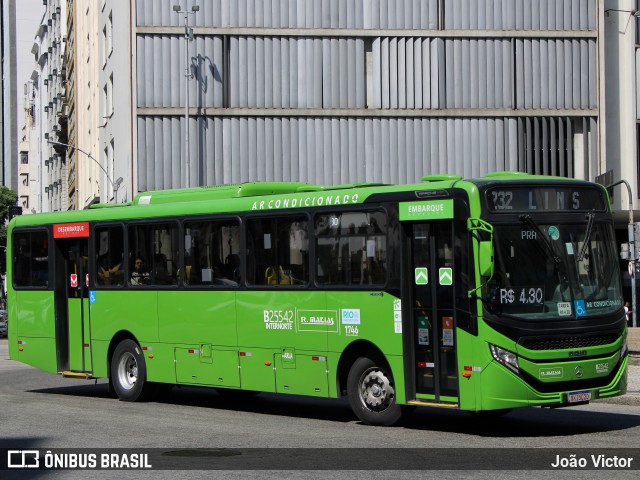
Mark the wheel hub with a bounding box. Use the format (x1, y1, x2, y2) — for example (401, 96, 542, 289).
(360, 368, 395, 411)
(117, 352, 138, 391)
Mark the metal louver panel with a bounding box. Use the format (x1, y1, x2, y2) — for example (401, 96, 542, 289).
(132, 116, 595, 190)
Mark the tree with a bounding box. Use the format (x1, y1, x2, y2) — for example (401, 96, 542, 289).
(0, 186, 19, 274)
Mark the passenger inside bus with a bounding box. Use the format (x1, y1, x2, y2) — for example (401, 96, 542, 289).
(152, 253, 173, 285)
(130, 258, 149, 285)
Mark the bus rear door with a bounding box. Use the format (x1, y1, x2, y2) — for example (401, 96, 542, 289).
(53, 224, 92, 374)
(408, 221, 459, 405)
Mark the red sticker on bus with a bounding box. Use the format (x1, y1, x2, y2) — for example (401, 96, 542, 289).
(70, 274, 78, 287)
(53, 222, 90, 238)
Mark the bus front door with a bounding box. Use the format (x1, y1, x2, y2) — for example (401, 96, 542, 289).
(410, 222, 459, 403)
(54, 238, 92, 373)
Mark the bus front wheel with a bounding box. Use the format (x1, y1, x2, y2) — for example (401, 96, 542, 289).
(347, 357, 402, 426)
(111, 339, 149, 402)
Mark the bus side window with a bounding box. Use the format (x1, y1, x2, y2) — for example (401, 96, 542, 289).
(129, 224, 151, 287)
(95, 226, 124, 287)
(184, 220, 240, 287)
(315, 210, 387, 286)
(13, 230, 50, 288)
(247, 216, 308, 286)
(151, 224, 178, 286)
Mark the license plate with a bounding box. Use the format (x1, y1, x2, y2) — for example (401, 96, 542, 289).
(568, 390, 592, 403)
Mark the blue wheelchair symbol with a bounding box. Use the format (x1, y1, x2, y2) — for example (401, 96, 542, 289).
(89, 291, 97, 304)
(574, 300, 586, 317)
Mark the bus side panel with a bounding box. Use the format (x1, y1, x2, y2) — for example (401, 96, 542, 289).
(157, 291, 238, 347)
(326, 291, 405, 402)
(13, 337, 59, 374)
(236, 290, 328, 394)
(9, 291, 58, 374)
(239, 347, 277, 392)
(455, 329, 478, 410)
(89, 291, 160, 344)
(174, 347, 240, 387)
(10, 291, 55, 338)
(275, 353, 329, 396)
(90, 340, 109, 378)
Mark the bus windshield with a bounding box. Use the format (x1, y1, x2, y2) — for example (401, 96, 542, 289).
(485, 218, 622, 320)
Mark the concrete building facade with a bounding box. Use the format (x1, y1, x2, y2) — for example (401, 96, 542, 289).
(132, 0, 602, 196)
(15, 0, 639, 217)
(1, 0, 17, 191)
(23, 0, 68, 212)
(2, 0, 46, 194)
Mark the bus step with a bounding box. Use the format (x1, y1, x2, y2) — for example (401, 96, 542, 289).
(59, 371, 94, 379)
(408, 400, 459, 408)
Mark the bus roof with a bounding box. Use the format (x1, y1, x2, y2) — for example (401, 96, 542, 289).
(9, 173, 602, 229)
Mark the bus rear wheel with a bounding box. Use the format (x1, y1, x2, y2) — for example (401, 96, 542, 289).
(111, 339, 150, 402)
(347, 357, 402, 426)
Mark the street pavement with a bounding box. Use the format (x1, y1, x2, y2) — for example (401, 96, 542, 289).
(624, 327, 640, 404)
(620, 358, 640, 405)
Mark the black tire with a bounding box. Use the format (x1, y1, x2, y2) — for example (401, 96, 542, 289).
(347, 356, 402, 426)
(110, 339, 151, 402)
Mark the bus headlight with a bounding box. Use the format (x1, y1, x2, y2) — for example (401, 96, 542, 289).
(490, 344, 519, 373)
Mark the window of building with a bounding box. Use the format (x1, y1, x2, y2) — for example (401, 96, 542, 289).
(246, 216, 309, 286)
(95, 225, 125, 287)
(109, 139, 114, 198)
(107, 12, 113, 57)
(13, 230, 50, 288)
(108, 73, 113, 116)
(315, 210, 387, 286)
(102, 84, 107, 118)
(184, 219, 241, 286)
(102, 25, 107, 67)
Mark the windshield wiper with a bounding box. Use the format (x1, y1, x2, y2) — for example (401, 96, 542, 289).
(519, 215, 567, 302)
(519, 215, 560, 265)
(577, 213, 595, 262)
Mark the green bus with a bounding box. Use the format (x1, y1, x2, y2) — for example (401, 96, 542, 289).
(7, 172, 628, 425)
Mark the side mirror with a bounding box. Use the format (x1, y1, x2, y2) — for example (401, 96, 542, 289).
(479, 240, 494, 278)
(467, 217, 494, 299)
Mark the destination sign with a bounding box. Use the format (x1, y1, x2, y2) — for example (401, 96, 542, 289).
(485, 186, 606, 213)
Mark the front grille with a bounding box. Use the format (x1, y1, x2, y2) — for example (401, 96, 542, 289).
(520, 334, 619, 351)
